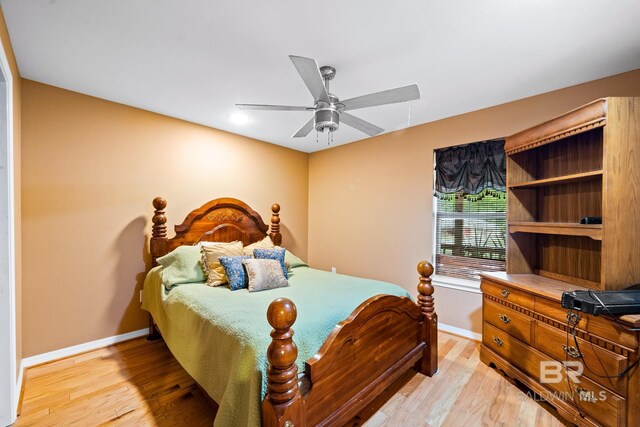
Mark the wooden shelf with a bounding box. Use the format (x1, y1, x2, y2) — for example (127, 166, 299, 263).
(509, 170, 603, 189)
(509, 222, 602, 240)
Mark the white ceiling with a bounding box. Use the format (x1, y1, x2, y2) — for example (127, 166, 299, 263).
(3, 1, 640, 153)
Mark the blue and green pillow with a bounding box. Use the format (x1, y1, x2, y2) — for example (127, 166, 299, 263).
(219, 255, 252, 290)
(253, 247, 288, 278)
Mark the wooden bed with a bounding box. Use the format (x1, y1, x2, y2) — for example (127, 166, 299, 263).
(148, 196, 438, 427)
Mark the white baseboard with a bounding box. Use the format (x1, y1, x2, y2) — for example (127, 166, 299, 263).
(438, 322, 482, 341)
(22, 328, 148, 368)
(15, 359, 23, 415)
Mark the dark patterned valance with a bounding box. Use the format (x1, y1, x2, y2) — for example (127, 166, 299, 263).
(434, 139, 506, 197)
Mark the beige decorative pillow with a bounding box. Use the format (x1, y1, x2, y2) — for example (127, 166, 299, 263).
(200, 241, 244, 286)
(242, 258, 289, 292)
(242, 235, 275, 256)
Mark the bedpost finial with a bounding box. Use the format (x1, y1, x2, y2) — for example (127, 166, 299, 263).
(153, 196, 167, 210)
(417, 260, 435, 311)
(152, 197, 167, 237)
(152, 197, 167, 233)
(265, 297, 302, 412)
(267, 298, 297, 331)
(151, 197, 168, 267)
(269, 203, 282, 246)
(417, 260, 434, 279)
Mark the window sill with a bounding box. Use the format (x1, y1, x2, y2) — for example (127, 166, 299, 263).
(431, 274, 482, 294)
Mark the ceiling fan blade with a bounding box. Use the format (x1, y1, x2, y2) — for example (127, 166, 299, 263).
(235, 103, 314, 111)
(292, 116, 315, 138)
(289, 55, 330, 103)
(341, 84, 420, 111)
(340, 112, 384, 137)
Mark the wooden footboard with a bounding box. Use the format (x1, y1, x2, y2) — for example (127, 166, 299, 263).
(262, 261, 437, 427)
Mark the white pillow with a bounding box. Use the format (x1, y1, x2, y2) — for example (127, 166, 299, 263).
(242, 258, 289, 292)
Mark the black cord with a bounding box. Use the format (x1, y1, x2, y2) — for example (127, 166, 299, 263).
(569, 307, 640, 379)
(565, 311, 585, 417)
(560, 295, 640, 416)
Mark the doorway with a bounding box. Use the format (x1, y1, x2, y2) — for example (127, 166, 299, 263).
(0, 36, 16, 426)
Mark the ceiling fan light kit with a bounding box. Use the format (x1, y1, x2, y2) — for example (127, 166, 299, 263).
(236, 55, 420, 143)
(315, 95, 342, 134)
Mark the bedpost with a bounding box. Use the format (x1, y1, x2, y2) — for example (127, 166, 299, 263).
(151, 196, 168, 267)
(269, 203, 282, 246)
(262, 298, 306, 427)
(147, 196, 168, 341)
(416, 260, 438, 376)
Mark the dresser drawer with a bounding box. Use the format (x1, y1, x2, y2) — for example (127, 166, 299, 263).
(481, 279, 534, 310)
(484, 323, 626, 427)
(483, 323, 540, 377)
(544, 361, 626, 427)
(484, 299, 533, 344)
(536, 321, 628, 396)
(535, 297, 638, 350)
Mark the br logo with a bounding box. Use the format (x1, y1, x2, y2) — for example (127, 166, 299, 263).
(540, 361, 583, 384)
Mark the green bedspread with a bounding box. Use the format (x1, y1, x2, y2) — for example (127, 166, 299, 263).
(141, 264, 411, 427)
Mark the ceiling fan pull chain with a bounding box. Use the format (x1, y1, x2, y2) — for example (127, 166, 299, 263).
(408, 106, 412, 126)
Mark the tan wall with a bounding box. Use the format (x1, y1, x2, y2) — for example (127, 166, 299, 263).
(21, 80, 309, 357)
(308, 68, 640, 334)
(0, 6, 21, 380)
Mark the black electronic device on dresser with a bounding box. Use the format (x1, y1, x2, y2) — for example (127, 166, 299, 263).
(562, 289, 640, 315)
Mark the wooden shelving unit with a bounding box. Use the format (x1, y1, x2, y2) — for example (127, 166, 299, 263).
(481, 98, 640, 427)
(506, 97, 640, 290)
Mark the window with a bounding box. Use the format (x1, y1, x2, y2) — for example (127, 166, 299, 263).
(433, 139, 506, 280)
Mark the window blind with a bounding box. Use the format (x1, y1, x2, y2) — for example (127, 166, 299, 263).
(434, 191, 506, 280)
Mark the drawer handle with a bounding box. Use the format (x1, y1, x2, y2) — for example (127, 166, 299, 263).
(575, 386, 598, 403)
(492, 336, 504, 346)
(501, 289, 510, 298)
(562, 344, 581, 359)
(498, 313, 511, 324)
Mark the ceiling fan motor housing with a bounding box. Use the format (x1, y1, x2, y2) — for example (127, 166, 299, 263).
(315, 93, 341, 133)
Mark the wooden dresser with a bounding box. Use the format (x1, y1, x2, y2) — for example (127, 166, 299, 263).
(480, 98, 640, 427)
(480, 272, 640, 427)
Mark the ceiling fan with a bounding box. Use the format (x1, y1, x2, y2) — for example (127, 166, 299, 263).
(236, 55, 420, 139)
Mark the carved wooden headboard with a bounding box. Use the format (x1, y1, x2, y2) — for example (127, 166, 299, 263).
(150, 197, 281, 266)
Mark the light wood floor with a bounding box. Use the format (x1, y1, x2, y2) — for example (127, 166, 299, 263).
(15, 332, 568, 426)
